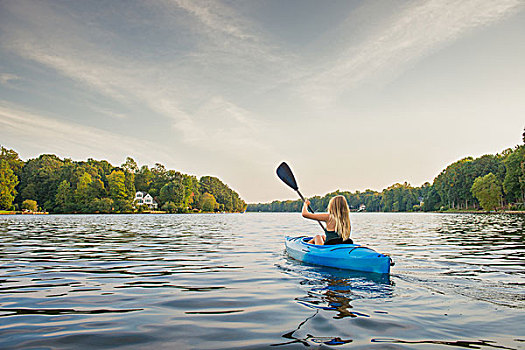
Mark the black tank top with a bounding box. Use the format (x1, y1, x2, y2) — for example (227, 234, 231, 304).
(324, 230, 339, 241)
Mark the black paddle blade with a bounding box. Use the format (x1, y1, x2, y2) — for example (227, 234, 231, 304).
(276, 162, 298, 191)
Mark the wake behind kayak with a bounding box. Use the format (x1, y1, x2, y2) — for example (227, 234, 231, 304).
(285, 236, 393, 274)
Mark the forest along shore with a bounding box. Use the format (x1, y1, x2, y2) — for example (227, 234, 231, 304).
(248, 129, 525, 213)
(0, 146, 247, 215)
(0, 211, 247, 215)
(0, 210, 48, 215)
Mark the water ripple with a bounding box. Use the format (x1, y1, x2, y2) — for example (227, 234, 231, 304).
(0, 213, 523, 349)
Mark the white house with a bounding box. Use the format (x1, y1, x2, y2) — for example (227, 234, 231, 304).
(134, 191, 158, 209)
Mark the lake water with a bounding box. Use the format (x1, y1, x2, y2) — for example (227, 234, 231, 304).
(0, 213, 524, 349)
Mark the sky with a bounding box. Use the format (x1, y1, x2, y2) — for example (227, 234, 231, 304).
(0, 0, 524, 203)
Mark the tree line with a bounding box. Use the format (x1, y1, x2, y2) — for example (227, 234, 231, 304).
(248, 129, 525, 213)
(0, 149, 246, 214)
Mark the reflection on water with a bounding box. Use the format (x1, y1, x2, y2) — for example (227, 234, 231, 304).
(371, 338, 517, 349)
(274, 263, 393, 346)
(271, 310, 353, 347)
(0, 213, 524, 349)
(284, 265, 393, 316)
(0, 308, 141, 316)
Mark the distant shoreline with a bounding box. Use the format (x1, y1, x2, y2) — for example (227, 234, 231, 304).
(0, 211, 48, 215)
(436, 210, 525, 214)
(2, 210, 524, 216)
(0, 211, 242, 215)
(246, 210, 525, 214)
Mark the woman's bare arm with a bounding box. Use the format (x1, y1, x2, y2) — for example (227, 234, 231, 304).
(301, 199, 329, 222)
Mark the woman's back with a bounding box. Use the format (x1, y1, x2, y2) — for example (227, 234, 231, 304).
(302, 195, 352, 245)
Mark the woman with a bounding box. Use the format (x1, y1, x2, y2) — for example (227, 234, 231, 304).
(302, 195, 352, 245)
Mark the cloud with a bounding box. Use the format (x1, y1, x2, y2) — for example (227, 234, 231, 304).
(299, 0, 524, 104)
(192, 95, 270, 155)
(0, 73, 21, 86)
(0, 101, 175, 165)
(90, 106, 127, 120)
(158, 0, 300, 90)
(171, 0, 257, 41)
(0, 0, 279, 151)
(0, 2, 205, 144)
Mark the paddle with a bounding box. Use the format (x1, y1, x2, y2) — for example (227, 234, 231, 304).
(276, 162, 326, 231)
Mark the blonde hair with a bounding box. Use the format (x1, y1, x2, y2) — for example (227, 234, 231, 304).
(328, 195, 351, 240)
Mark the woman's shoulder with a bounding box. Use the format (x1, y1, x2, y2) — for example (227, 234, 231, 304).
(325, 215, 336, 229)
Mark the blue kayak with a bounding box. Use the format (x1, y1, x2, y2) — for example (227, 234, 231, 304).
(285, 236, 393, 274)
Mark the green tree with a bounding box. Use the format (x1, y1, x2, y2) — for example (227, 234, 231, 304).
(432, 155, 503, 210)
(0, 146, 23, 177)
(182, 174, 200, 208)
(89, 178, 106, 199)
(161, 201, 178, 213)
(199, 192, 218, 212)
(107, 170, 127, 200)
(381, 182, 418, 212)
(471, 173, 503, 211)
(22, 199, 38, 211)
(422, 186, 441, 211)
(503, 146, 525, 204)
(124, 170, 136, 199)
(74, 172, 93, 211)
(55, 180, 74, 213)
(122, 157, 139, 174)
(0, 159, 19, 210)
(199, 175, 246, 212)
(135, 165, 153, 192)
(17, 154, 64, 211)
(108, 170, 132, 211)
(160, 180, 185, 207)
(150, 163, 168, 197)
(89, 198, 113, 213)
(361, 190, 382, 212)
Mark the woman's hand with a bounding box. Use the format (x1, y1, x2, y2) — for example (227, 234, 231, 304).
(302, 199, 310, 216)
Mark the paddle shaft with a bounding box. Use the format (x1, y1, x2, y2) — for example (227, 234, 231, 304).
(296, 189, 326, 231)
(275, 161, 326, 232)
